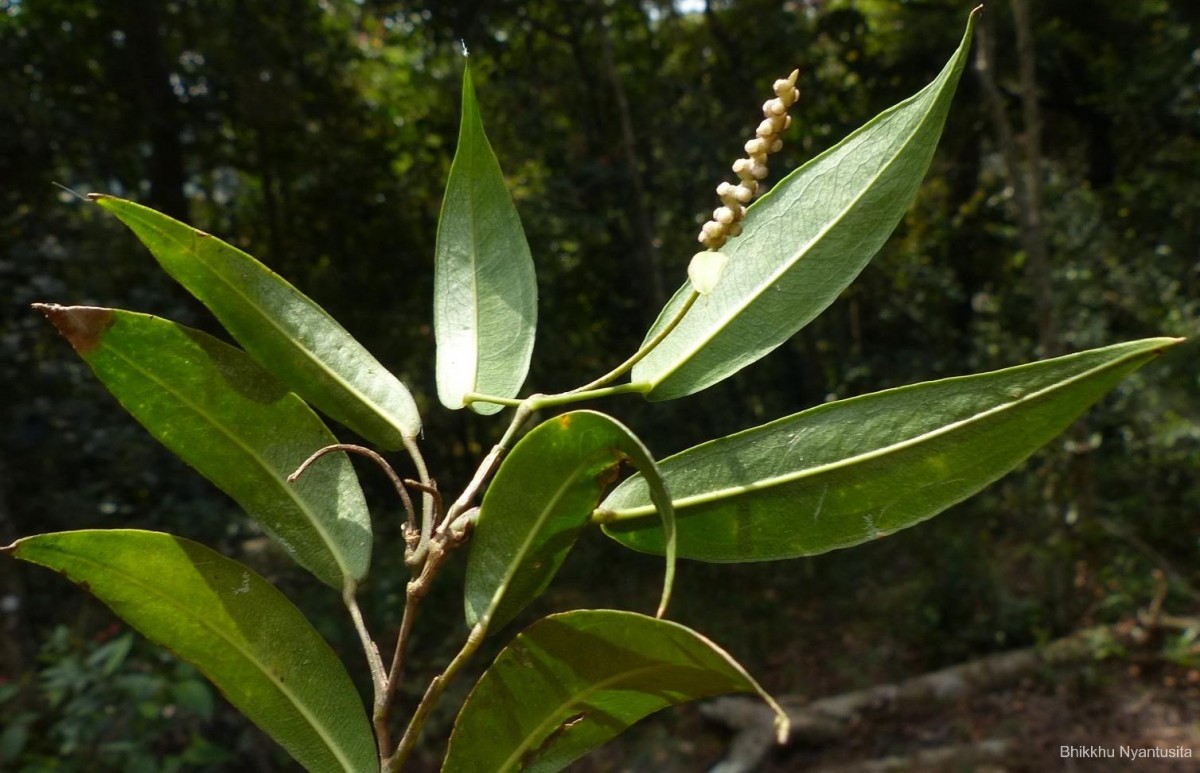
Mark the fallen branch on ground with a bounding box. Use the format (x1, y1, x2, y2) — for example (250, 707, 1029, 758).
(704, 613, 1199, 773)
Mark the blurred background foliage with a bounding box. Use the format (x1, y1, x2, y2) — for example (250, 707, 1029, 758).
(1, 0, 1197, 769)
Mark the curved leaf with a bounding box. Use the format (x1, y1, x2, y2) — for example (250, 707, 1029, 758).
(632, 9, 979, 400)
(90, 195, 420, 449)
(35, 304, 370, 586)
(5, 530, 377, 772)
(602, 338, 1182, 561)
(465, 411, 675, 633)
(443, 609, 786, 772)
(435, 63, 538, 415)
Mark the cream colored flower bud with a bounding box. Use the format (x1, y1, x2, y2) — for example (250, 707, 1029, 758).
(734, 182, 756, 202)
(732, 158, 751, 177)
(729, 222, 743, 237)
(752, 163, 769, 180)
(702, 221, 723, 239)
(775, 69, 799, 98)
(747, 138, 770, 156)
(765, 98, 787, 117)
(698, 231, 711, 245)
(771, 138, 783, 153)
(783, 115, 793, 130)
(756, 118, 777, 138)
(716, 181, 734, 197)
(714, 206, 735, 224)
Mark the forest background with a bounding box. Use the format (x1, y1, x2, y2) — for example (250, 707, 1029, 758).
(1, 0, 1197, 770)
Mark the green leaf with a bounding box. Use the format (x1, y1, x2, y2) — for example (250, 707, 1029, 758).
(443, 609, 786, 772)
(602, 338, 1182, 561)
(5, 530, 377, 773)
(632, 10, 979, 400)
(435, 63, 538, 415)
(34, 305, 371, 587)
(89, 195, 420, 449)
(465, 411, 675, 632)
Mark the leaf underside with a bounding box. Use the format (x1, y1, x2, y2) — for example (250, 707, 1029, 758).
(603, 338, 1182, 562)
(434, 63, 538, 415)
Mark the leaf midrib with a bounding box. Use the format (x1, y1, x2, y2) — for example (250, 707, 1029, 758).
(104, 333, 351, 583)
(465, 110, 484, 397)
(612, 347, 1155, 519)
(38, 541, 362, 772)
(119, 205, 410, 441)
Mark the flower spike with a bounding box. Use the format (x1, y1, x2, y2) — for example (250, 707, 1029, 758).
(698, 69, 800, 250)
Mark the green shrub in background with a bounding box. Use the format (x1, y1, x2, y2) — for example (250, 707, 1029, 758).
(0, 626, 228, 772)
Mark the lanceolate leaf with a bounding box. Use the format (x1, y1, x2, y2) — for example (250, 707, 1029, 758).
(465, 411, 675, 633)
(601, 338, 1182, 562)
(89, 195, 421, 449)
(632, 10, 979, 401)
(443, 610, 786, 772)
(5, 530, 377, 773)
(35, 305, 371, 587)
(434, 63, 538, 415)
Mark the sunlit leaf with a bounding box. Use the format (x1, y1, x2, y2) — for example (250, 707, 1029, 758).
(632, 9, 979, 400)
(602, 338, 1182, 561)
(5, 530, 377, 772)
(465, 411, 675, 633)
(434, 63, 538, 415)
(35, 305, 371, 586)
(90, 195, 421, 449)
(443, 609, 786, 772)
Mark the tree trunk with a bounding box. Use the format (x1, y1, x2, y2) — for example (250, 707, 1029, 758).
(600, 13, 666, 309)
(974, 2, 1057, 357)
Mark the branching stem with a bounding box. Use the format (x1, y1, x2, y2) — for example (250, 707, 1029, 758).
(376, 291, 700, 765)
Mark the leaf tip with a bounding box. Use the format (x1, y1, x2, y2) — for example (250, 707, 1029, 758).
(775, 713, 791, 745)
(33, 303, 114, 355)
(1148, 336, 1187, 357)
(85, 192, 112, 202)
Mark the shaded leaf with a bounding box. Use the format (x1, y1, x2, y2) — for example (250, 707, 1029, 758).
(632, 10, 979, 400)
(602, 338, 1182, 561)
(434, 63, 538, 415)
(443, 609, 786, 772)
(35, 305, 370, 586)
(90, 195, 420, 448)
(5, 530, 377, 772)
(465, 411, 675, 632)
